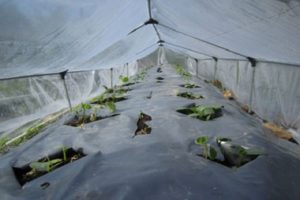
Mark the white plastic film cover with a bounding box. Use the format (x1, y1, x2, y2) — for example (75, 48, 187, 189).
(0, 0, 155, 78)
(152, 0, 300, 64)
(0, 58, 151, 136)
(187, 56, 300, 129)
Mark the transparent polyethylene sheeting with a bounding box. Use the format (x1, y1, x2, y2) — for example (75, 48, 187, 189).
(0, 57, 155, 135)
(182, 56, 300, 130)
(0, 0, 155, 78)
(152, 0, 300, 64)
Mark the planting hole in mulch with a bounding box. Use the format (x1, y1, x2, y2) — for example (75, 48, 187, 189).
(65, 114, 120, 127)
(90, 96, 128, 105)
(156, 77, 164, 81)
(121, 82, 136, 87)
(40, 182, 50, 189)
(105, 87, 132, 94)
(146, 91, 153, 99)
(134, 112, 152, 137)
(194, 136, 264, 168)
(177, 103, 223, 121)
(157, 67, 162, 73)
(156, 80, 163, 83)
(177, 92, 204, 100)
(12, 148, 86, 186)
(179, 83, 200, 89)
(196, 153, 260, 168)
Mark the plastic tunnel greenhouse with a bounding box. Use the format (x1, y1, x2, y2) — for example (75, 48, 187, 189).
(0, 0, 300, 199)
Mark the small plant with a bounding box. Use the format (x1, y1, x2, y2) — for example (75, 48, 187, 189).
(10, 123, 46, 147)
(174, 64, 191, 81)
(29, 158, 63, 173)
(177, 92, 204, 99)
(194, 136, 264, 168)
(189, 105, 223, 120)
(90, 93, 118, 113)
(76, 103, 92, 123)
(0, 136, 9, 153)
(133, 70, 147, 82)
(103, 85, 114, 94)
(218, 141, 262, 167)
(195, 136, 217, 160)
(14, 148, 86, 186)
(106, 101, 116, 112)
(62, 147, 67, 162)
(177, 104, 223, 121)
(119, 75, 129, 84)
(182, 83, 200, 89)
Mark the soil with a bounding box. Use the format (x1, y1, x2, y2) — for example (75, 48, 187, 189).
(179, 84, 200, 89)
(121, 82, 136, 87)
(177, 92, 204, 100)
(134, 113, 152, 137)
(196, 153, 259, 168)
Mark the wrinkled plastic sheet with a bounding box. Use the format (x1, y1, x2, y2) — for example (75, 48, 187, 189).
(0, 51, 156, 136)
(0, 65, 300, 199)
(185, 57, 300, 129)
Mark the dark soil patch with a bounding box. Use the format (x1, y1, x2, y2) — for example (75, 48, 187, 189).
(196, 153, 259, 168)
(134, 112, 152, 137)
(121, 82, 136, 87)
(105, 88, 132, 94)
(177, 92, 204, 100)
(156, 77, 164, 81)
(179, 83, 200, 89)
(13, 148, 86, 186)
(157, 67, 162, 73)
(146, 91, 153, 99)
(177, 103, 223, 121)
(90, 96, 128, 104)
(65, 114, 120, 127)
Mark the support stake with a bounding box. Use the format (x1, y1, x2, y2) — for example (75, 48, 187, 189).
(194, 58, 199, 77)
(236, 60, 240, 92)
(110, 68, 113, 88)
(126, 63, 129, 77)
(60, 70, 72, 111)
(248, 63, 256, 113)
(213, 57, 218, 80)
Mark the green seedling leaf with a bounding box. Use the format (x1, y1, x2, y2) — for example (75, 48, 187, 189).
(245, 148, 265, 155)
(238, 146, 247, 157)
(62, 147, 67, 162)
(208, 146, 217, 160)
(122, 77, 129, 83)
(119, 75, 129, 83)
(30, 159, 63, 172)
(106, 101, 116, 112)
(195, 136, 208, 145)
(82, 103, 91, 110)
(188, 113, 200, 118)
